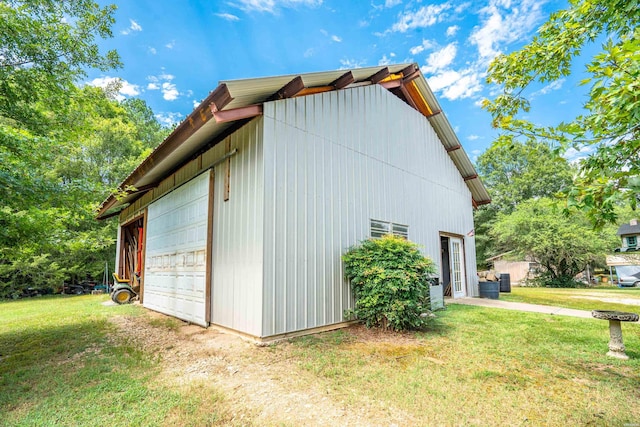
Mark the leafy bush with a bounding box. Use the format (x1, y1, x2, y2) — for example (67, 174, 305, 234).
(526, 273, 586, 289)
(342, 235, 437, 331)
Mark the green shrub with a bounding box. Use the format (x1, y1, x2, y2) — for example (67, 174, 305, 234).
(528, 273, 586, 288)
(342, 235, 437, 331)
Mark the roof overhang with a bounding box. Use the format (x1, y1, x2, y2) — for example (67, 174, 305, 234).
(96, 63, 491, 220)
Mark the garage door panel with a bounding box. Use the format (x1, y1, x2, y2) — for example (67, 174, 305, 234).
(143, 172, 209, 327)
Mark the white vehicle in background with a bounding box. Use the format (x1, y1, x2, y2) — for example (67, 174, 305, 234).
(615, 265, 640, 287)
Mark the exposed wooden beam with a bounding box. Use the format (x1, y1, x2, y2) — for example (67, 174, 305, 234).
(379, 79, 402, 89)
(268, 76, 305, 101)
(208, 83, 233, 112)
(369, 67, 390, 84)
(426, 110, 442, 118)
(446, 145, 462, 153)
(403, 69, 421, 83)
(398, 84, 418, 110)
(330, 71, 354, 89)
(296, 86, 333, 96)
(464, 174, 478, 181)
(400, 64, 418, 78)
(212, 104, 263, 123)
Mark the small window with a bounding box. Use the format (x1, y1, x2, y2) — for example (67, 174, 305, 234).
(370, 219, 408, 239)
(628, 236, 637, 247)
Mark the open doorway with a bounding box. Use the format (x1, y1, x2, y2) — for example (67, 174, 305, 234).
(118, 216, 145, 297)
(440, 234, 466, 298)
(441, 236, 452, 296)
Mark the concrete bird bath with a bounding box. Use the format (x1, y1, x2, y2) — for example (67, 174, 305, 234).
(592, 310, 639, 360)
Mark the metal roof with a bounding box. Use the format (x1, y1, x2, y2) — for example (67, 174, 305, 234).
(96, 63, 491, 219)
(617, 221, 640, 236)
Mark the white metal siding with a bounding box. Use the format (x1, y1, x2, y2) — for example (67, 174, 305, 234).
(261, 84, 477, 337)
(210, 120, 264, 337)
(143, 171, 210, 326)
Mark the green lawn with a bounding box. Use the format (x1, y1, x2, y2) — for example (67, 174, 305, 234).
(285, 304, 640, 426)
(500, 286, 640, 313)
(0, 295, 234, 427)
(2, 294, 639, 426)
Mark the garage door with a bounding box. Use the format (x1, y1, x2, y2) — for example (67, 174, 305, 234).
(143, 171, 210, 326)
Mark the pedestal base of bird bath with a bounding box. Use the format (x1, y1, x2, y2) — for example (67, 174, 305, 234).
(592, 310, 639, 360)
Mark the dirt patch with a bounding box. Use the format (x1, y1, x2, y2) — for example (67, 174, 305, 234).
(108, 312, 417, 426)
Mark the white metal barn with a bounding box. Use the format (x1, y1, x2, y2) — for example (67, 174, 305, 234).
(97, 64, 491, 341)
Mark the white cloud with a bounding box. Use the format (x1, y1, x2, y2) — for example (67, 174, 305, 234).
(385, 0, 402, 7)
(232, 0, 323, 13)
(422, 43, 457, 73)
(474, 98, 486, 107)
(378, 54, 393, 66)
(331, 35, 342, 42)
(409, 39, 435, 55)
(467, 134, 481, 140)
(454, 2, 471, 13)
(423, 67, 483, 100)
(563, 145, 596, 163)
(391, 3, 452, 33)
(193, 100, 201, 109)
(161, 82, 179, 101)
(165, 40, 175, 49)
(121, 19, 142, 35)
(469, 0, 545, 63)
(304, 47, 314, 57)
(215, 12, 240, 21)
(89, 77, 140, 101)
(155, 112, 182, 126)
(147, 73, 180, 101)
(148, 47, 157, 55)
(531, 78, 565, 97)
(446, 25, 459, 37)
(390, 52, 396, 57)
(339, 58, 366, 70)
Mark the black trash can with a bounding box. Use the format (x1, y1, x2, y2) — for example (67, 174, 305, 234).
(479, 281, 499, 299)
(500, 273, 511, 293)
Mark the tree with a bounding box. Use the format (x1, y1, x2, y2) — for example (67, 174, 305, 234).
(0, 0, 121, 132)
(484, 0, 640, 228)
(491, 198, 618, 287)
(473, 139, 574, 267)
(0, 1, 172, 298)
(0, 86, 167, 298)
(476, 138, 574, 213)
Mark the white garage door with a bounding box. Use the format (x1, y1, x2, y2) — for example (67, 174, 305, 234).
(144, 171, 210, 326)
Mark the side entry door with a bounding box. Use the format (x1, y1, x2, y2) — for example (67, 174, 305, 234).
(449, 237, 466, 298)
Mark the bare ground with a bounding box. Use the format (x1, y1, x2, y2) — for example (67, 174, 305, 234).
(108, 310, 416, 426)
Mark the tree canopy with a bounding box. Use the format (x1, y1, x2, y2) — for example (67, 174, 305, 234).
(0, 1, 169, 297)
(484, 0, 640, 228)
(0, 0, 121, 132)
(473, 139, 574, 267)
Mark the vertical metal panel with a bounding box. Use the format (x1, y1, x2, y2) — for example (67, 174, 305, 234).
(210, 119, 264, 337)
(261, 84, 477, 337)
(143, 171, 210, 327)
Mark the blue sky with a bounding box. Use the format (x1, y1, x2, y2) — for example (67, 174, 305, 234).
(88, 0, 591, 161)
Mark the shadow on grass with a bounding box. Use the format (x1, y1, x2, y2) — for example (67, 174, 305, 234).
(0, 318, 171, 426)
